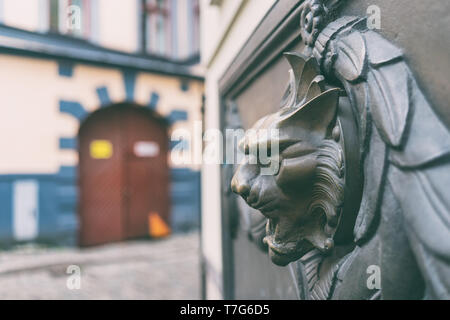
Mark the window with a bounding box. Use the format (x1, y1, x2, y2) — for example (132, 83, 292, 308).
(49, 0, 59, 32)
(192, 0, 200, 55)
(142, 0, 172, 56)
(49, 0, 92, 39)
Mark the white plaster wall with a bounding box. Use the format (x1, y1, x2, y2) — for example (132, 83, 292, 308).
(0, 56, 60, 173)
(2, 0, 41, 31)
(97, 0, 139, 53)
(200, 0, 276, 299)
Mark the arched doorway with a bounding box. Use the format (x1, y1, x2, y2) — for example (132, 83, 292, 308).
(78, 104, 170, 247)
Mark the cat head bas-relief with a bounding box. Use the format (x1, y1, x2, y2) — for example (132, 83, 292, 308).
(231, 52, 345, 266)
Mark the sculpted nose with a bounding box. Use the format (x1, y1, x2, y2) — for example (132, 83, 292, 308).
(231, 162, 259, 200)
(231, 176, 251, 198)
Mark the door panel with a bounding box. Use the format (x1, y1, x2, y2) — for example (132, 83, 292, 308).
(79, 108, 124, 246)
(79, 105, 169, 247)
(13, 180, 39, 241)
(123, 108, 169, 239)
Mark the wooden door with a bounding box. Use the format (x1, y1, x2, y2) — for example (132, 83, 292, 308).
(79, 105, 169, 247)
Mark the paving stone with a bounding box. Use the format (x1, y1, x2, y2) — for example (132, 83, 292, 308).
(0, 231, 200, 300)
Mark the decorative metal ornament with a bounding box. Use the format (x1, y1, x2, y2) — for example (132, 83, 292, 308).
(300, 0, 325, 48)
(231, 0, 450, 299)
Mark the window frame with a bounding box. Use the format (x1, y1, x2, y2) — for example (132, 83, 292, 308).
(141, 0, 173, 57)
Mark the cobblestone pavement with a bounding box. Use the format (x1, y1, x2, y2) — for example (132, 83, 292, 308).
(0, 231, 200, 300)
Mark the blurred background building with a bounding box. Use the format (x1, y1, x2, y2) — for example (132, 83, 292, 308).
(0, 0, 203, 247)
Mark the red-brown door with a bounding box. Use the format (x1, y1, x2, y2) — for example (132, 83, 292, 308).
(79, 104, 170, 247)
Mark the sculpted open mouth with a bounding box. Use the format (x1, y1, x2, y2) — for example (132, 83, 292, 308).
(263, 219, 299, 265)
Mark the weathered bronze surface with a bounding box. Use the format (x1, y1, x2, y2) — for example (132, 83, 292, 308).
(231, 0, 450, 299)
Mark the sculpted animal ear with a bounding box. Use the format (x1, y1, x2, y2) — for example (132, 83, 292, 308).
(278, 88, 340, 136)
(284, 52, 323, 105)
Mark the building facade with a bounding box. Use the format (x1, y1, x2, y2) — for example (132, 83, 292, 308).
(0, 0, 203, 246)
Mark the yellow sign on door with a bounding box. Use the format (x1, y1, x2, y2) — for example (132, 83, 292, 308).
(90, 140, 113, 159)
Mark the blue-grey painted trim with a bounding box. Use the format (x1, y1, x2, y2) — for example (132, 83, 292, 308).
(96, 86, 112, 107)
(0, 24, 203, 79)
(170, 168, 201, 231)
(0, 166, 78, 244)
(58, 60, 74, 77)
(0, 167, 76, 182)
(148, 92, 160, 110)
(0, 181, 13, 241)
(58, 166, 77, 179)
(59, 137, 77, 150)
(59, 100, 88, 121)
(0, 165, 200, 243)
(168, 109, 188, 124)
(170, 139, 190, 151)
(122, 69, 137, 102)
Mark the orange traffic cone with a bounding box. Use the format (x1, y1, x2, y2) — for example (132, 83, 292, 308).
(148, 212, 171, 238)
